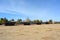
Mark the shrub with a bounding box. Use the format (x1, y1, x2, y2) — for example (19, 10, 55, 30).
(33, 20, 42, 25)
(48, 20, 53, 24)
(5, 21, 16, 26)
(23, 22, 30, 25)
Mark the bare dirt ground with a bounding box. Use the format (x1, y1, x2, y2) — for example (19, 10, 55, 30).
(0, 24, 60, 40)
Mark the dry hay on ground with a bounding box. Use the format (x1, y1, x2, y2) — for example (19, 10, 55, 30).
(0, 24, 60, 40)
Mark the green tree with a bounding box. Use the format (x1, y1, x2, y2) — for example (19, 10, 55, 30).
(33, 19, 42, 24)
(33, 20, 42, 23)
(0, 20, 1, 23)
(25, 18, 31, 22)
(0, 18, 3, 24)
(0, 18, 8, 24)
(10, 19, 14, 22)
(48, 19, 53, 24)
(3, 17, 8, 23)
(16, 19, 22, 24)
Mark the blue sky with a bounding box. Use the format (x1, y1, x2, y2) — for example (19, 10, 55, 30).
(0, 0, 60, 21)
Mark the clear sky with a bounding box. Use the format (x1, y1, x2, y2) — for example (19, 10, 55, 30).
(0, 0, 60, 21)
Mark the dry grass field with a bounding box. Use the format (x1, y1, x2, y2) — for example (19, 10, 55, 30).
(0, 24, 60, 40)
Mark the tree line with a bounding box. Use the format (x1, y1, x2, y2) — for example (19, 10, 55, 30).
(0, 17, 55, 26)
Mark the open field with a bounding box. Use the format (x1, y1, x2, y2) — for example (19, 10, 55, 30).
(0, 24, 60, 40)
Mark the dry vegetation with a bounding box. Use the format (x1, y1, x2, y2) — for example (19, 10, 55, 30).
(0, 24, 60, 40)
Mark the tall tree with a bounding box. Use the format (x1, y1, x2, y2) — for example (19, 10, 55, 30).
(0, 18, 2, 24)
(16, 19, 22, 24)
(0, 18, 8, 24)
(0, 18, 3, 24)
(3, 17, 8, 23)
(25, 18, 31, 22)
(33, 19, 42, 24)
(10, 19, 14, 22)
(48, 19, 53, 24)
